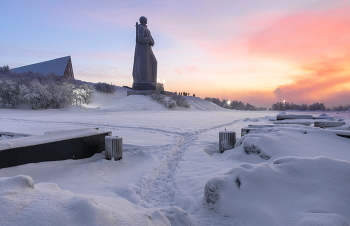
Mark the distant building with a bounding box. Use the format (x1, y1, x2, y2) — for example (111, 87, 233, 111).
(10, 56, 74, 79)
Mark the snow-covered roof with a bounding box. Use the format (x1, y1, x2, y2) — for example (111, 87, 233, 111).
(10, 56, 73, 78)
(0, 128, 109, 151)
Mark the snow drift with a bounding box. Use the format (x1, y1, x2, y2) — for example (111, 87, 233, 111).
(204, 156, 350, 226)
(230, 124, 350, 164)
(0, 175, 194, 226)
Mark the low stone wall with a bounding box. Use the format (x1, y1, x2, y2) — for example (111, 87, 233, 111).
(0, 128, 111, 169)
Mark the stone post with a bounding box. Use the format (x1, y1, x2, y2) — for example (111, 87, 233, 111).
(219, 131, 236, 153)
(105, 136, 123, 160)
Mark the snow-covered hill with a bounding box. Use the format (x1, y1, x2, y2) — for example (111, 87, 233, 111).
(79, 87, 224, 112)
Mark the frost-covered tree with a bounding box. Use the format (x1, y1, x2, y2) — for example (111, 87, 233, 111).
(170, 94, 190, 108)
(47, 83, 73, 108)
(24, 80, 50, 109)
(73, 84, 93, 105)
(94, 82, 116, 93)
(331, 105, 350, 111)
(0, 79, 20, 108)
(150, 93, 176, 108)
(0, 65, 9, 74)
(0, 71, 93, 109)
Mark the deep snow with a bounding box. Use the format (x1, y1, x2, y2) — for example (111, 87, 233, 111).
(0, 88, 349, 226)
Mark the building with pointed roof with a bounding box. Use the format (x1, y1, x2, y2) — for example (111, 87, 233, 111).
(10, 56, 74, 79)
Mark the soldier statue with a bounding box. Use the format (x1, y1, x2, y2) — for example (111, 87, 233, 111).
(132, 16, 161, 90)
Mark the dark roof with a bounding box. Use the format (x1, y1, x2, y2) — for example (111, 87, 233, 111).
(11, 56, 73, 78)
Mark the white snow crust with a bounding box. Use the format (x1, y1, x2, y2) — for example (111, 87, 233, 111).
(0, 128, 108, 150)
(0, 87, 349, 225)
(204, 156, 350, 226)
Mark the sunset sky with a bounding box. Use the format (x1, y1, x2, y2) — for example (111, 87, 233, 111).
(1, 0, 350, 107)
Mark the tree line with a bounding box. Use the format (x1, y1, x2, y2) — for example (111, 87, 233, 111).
(205, 96, 350, 111)
(271, 101, 350, 111)
(0, 67, 93, 109)
(205, 97, 267, 111)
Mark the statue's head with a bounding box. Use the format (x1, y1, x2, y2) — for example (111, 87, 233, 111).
(139, 16, 147, 25)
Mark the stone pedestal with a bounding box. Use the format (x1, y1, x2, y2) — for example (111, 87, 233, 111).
(132, 82, 164, 91)
(127, 90, 173, 96)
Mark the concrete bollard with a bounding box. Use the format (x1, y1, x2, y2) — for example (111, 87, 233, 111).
(219, 131, 236, 153)
(105, 136, 123, 160)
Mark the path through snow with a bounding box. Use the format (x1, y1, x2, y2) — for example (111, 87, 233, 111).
(136, 119, 241, 209)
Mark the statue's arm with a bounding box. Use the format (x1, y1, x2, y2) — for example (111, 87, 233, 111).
(137, 26, 152, 44)
(150, 36, 155, 46)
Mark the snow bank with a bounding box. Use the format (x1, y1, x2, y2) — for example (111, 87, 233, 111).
(82, 90, 168, 112)
(230, 125, 350, 163)
(185, 96, 225, 111)
(0, 175, 172, 226)
(204, 156, 350, 226)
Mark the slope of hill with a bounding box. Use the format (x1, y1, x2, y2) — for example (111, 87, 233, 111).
(81, 87, 225, 112)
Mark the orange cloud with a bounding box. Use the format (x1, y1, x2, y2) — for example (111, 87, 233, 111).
(273, 57, 350, 103)
(247, 7, 350, 106)
(174, 66, 200, 74)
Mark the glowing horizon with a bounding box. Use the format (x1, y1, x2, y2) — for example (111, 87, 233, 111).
(1, 0, 350, 108)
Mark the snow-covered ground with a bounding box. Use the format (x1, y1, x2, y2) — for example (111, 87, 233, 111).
(0, 88, 349, 226)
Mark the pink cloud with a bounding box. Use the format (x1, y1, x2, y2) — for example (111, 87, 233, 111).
(246, 7, 350, 106)
(249, 7, 350, 62)
(174, 66, 200, 74)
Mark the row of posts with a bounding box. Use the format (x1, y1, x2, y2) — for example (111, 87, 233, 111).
(104, 131, 235, 161)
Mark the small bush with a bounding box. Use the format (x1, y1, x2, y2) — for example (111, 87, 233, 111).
(171, 94, 190, 108)
(151, 93, 190, 108)
(163, 98, 176, 108)
(93, 82, 116, 93)
(151, 93, 176, 108)
(150, 93, 165, 102)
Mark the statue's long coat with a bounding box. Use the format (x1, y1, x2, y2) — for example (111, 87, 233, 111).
(132, 24, 157, 84)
